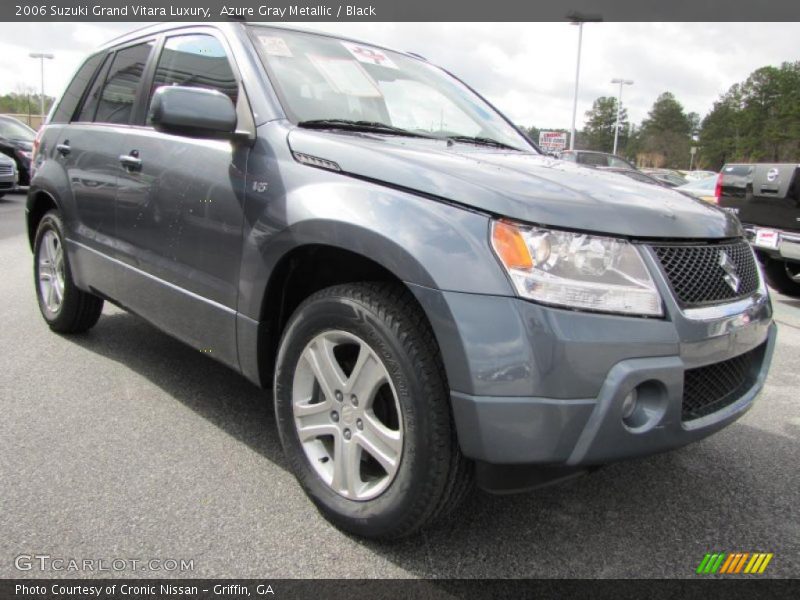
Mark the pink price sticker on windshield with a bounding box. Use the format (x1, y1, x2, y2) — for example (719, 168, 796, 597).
(341, 42, 398, 69)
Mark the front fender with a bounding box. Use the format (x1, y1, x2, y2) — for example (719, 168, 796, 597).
(236, 169, 513, 321)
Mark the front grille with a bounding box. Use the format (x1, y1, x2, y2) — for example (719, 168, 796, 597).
(650, 240, 759, 306)
(0, 164, 13, 175)
(682, 344, 765, 421)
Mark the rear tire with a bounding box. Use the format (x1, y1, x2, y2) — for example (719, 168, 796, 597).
(33, 210, 104, 333)
(274, 282, 473, 539)
(763, 258, 800, 297)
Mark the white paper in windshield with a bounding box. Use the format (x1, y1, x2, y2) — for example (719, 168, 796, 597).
(258, 35, 293, 57)
(341, 41, 398, 69)
(307, 54, 382, 97)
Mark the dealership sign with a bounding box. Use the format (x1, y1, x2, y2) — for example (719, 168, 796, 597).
(538, 131, 568, 153)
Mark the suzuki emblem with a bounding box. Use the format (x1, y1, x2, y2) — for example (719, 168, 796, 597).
(719, 251, 741, 292)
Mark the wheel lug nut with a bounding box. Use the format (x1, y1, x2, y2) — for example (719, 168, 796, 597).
(335, 391, 343, 402)
(356, 419, 363, 430)
(331, 411, 339, 422)
(343, 429, 351, 440)
(351, 395, 358, 406)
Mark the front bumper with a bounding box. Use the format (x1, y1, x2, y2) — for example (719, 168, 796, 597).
(744, 224, 800, 264)
(451, 323, 775, 465)
(409, 262, 775, 467)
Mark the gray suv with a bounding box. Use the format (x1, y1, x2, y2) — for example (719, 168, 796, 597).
(27, 23, 775, 539)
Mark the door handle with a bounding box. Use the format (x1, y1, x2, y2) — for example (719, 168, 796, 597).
(119, 151, 142, 172)
(56, 142, 70, 156)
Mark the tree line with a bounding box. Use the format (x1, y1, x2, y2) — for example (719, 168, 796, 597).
(521, 61, 800, 170)
(0, 91, 55, 117)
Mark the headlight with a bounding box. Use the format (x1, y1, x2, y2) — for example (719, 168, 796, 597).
(491, 220, 663, 316)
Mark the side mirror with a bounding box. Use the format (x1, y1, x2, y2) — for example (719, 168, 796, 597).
(150, 86, 237, 139)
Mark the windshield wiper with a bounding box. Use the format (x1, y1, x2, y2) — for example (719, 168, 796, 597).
(297, 119, 436, 139)
(445, 135, 520, 151)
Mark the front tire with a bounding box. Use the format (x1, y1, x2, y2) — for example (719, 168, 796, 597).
(33, 210, 104, 333)
(763, 258, 800, 297)
(274, 282, 472, 539)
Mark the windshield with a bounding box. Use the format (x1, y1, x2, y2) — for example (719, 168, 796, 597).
(249, 26, 532, 151)
(0, 117, 35, 141)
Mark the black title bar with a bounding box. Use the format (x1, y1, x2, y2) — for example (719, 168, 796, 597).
(3, 0, 800, 22)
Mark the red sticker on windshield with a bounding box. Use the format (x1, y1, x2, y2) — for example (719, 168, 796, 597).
(341, 42, 398, 69)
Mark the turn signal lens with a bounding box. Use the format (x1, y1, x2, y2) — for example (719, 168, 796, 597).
(491, 221, 533, 270)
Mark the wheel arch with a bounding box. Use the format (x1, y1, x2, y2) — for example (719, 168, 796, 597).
(26, 189, 60, 251)
(249, 242, 454, 390)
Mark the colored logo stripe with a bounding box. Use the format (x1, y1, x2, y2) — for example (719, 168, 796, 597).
(697, 552, 773, 574)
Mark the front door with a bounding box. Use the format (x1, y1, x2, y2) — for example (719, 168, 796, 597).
(114, 32, 249, 369)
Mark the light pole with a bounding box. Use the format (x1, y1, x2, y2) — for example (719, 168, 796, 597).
(567, 14, 602, 150)
(611, 78, 633, 156)
(29, 52, 54, 121)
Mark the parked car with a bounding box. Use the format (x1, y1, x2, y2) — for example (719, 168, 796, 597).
(717, 163, 800, 296)
(0, 152, 17, 197)
(0, 115, 36, 186)
(27, 23, 776, 539)
(676, 175, 719, 203)
(558, 149, 637, 170)
(640, 168, 689, 188)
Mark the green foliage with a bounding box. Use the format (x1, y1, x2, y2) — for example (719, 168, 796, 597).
(583, 96, 629, 154)
(699, 61, 800, 169)
(637, 92, 693, 168)
(0, 92, 55, 115)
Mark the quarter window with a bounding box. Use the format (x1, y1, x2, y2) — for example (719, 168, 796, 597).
(75, 53, 111, 122)
(147, 34, 238, 123)
(52, 53, 105, 124)
(94, 42, 154, 125)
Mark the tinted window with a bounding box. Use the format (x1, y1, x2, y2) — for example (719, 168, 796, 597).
(147, 34, 238, 123)
(75, 53, 111, 122)
(95, 42, 154, 125)
(609, 156, 634, 169)
(51, 53, 105, 123)
(577, 153, 609, 167)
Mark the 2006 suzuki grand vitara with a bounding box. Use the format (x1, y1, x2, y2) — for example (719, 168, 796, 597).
(27, 22, 775, 538)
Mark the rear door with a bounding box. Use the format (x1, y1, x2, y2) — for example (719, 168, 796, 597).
(55, 41, 155, 296)
(113, 30, 249, 368)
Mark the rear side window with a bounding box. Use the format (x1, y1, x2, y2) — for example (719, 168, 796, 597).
(94, 42, 154, 125)
(147, 34, 238, 123)
(50, 53, 105, 124)
(75, 54, 111, 122)
(722, 165, 754, 177)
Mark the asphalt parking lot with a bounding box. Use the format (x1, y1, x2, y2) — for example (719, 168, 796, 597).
(1, 190, 798, 579)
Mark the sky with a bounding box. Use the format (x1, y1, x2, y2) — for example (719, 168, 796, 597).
(1, 22, 798, 129)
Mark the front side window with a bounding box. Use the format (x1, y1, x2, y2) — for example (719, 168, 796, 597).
(94, 42, 154, 125)
(249, 26, 531, 151)
(147, 34, 238, 124)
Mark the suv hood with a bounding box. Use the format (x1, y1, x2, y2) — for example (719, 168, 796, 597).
(288, 129, 740, 239)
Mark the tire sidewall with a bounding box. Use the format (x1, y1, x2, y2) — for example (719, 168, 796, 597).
(274, 291, 444, 536)
(33, 211, 73, 326)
